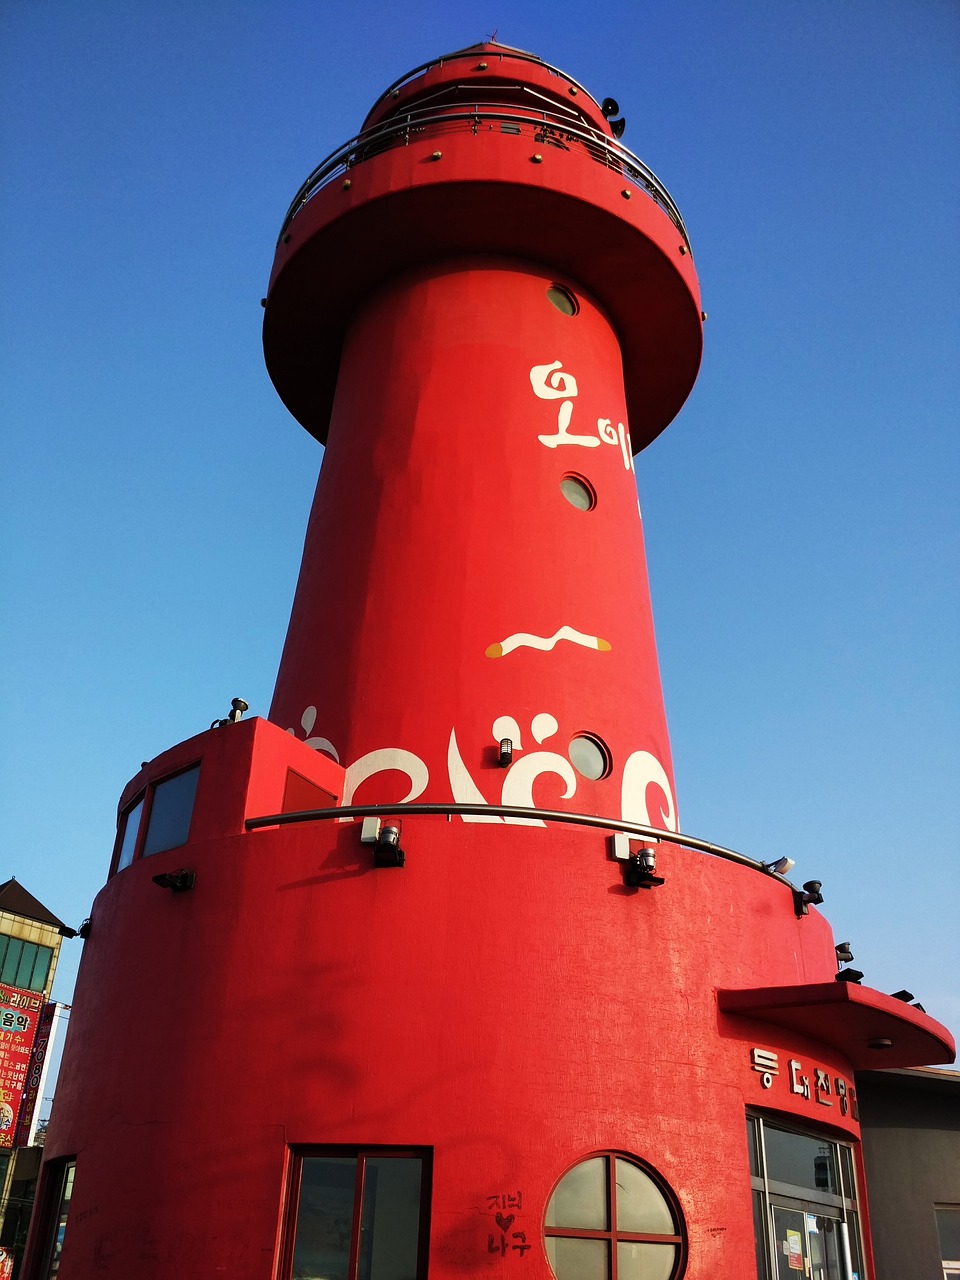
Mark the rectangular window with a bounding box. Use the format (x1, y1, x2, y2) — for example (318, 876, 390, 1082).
(938, 1206, 960, 1280)
(32, 1157, 75, 1280)
(141, 764, 200, 857)
(114, 794, 145, 872)
(281, 1148, 430, 1280)
(0, 936, 54, 993)
(112, 763, 201, 875)
(747, 1115, 863, 1280)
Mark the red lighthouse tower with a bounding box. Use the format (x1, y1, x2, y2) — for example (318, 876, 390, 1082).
(27, 44, 953, 1280)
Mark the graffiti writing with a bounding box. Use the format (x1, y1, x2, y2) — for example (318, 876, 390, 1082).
(530, 358, 635, 470)
(486, 1192, 530, 1258)
(289, 706, 677, 835)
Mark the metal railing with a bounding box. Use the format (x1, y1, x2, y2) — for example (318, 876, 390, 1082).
(245, 801, 792, 885)
(368, 44, 594, 113)
(277, 101, 691, 249)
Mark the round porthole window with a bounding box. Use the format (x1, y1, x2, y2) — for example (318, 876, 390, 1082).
(560, 474, 596, 511)
(546, 283, 579, 316)
(568, 734, 610, 781)
(544, 1153, 686, 1280)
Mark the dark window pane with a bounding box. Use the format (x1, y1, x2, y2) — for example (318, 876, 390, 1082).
(15, 942, 38, 989)
(847, 1210, 865, 1277)
(116, 797, 144, 871)
(838, 1145, 854, 1200)
(764, 1126, 839, 1194)
(0, 940, 22, 986)
(31, 945, 53, 993)
(292, 1157, 357, 1280)
(752, 1189, 771, 1279)
(44, 1159, 75, 1280)
(746, 1116, 760, 1179)
(938, 1208, 960, 1261)
(358, 1157, 423, 1280)
(142, 766, 200, 857)
(771, 1206, 808, 1280)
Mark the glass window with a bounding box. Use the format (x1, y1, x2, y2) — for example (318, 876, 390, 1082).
(747, 1115, 864, 1280)
(115, 795, 144, 871)
(763, 1126, 839, 1195)
(544, 1153, 685, 1280)
(560, 474, 596, 511)
(142, 765, 200, 857)
(37, 1157, 75, 1279)
(569, 735, 610, 781)
(547, 283, 579, 316)
(938, 1206, 960, 1279)
(283, 1148, 429, 1280)
(0, 937, 22, 986)
(0, 935, 54, 993)
(14, 941, 39, 989)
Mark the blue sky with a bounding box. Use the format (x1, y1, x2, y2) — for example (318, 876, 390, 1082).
(3, 1, 958, 1065)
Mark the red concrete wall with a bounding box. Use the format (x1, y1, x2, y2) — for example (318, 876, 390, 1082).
(44, 750, 849, 1276)
(271, 260, 679, 836)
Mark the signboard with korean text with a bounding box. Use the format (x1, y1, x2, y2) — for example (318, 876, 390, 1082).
(0, 984, 43, 1148)
(14, 999, 56, 1148)
(749, 1046, 859, 1124)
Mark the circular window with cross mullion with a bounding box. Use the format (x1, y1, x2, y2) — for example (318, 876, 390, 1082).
(544, 1153, 686, 1280)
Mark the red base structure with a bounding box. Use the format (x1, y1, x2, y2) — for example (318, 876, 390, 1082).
(27, 44, 953, 1280)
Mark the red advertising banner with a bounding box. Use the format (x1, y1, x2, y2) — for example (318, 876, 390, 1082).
(0, 984, 43, 1148)
(14, 999, 56, 1148)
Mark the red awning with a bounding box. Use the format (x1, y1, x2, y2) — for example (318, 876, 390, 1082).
(718, 982, 956, 1071)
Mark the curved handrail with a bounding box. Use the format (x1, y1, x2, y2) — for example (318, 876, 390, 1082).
(368, 44, 595, 115)
(277, 103, 691, 249)
(245, 801, 795, 886)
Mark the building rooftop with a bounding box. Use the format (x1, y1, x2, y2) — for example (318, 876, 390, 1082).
(0, 877, 71, 933)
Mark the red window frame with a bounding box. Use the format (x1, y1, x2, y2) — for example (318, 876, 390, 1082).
(279, 1146, 431, 1280)
(544, 1151, 686, 1280)
(110, 760, 201, 876)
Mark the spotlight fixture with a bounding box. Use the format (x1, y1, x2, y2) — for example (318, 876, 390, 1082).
(911, 1002, 926, 1013)
(835, 968, 864, 984)
(77, 918, 92, 940)
(890, 989, 914, 1003)
(793, 879, 823, 916)
(498, 738, 513, 768)
(211, 697, 250, 729)
(764, 856, 795, 877)
(835, 941, 854, 964)
(373, 825, 405, 868)
(623, 847, 664, 890)
(868, 1037, 893, 1051)
(152, 869, 196, 892)
(600, 96, 626, 138)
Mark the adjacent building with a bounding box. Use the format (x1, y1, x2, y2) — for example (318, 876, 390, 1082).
(857, 1067, 960, 1280)
(0, 880, 71, 1278)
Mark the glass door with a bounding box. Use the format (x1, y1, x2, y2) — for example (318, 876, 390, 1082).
(772, 1204, 850, 1280)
